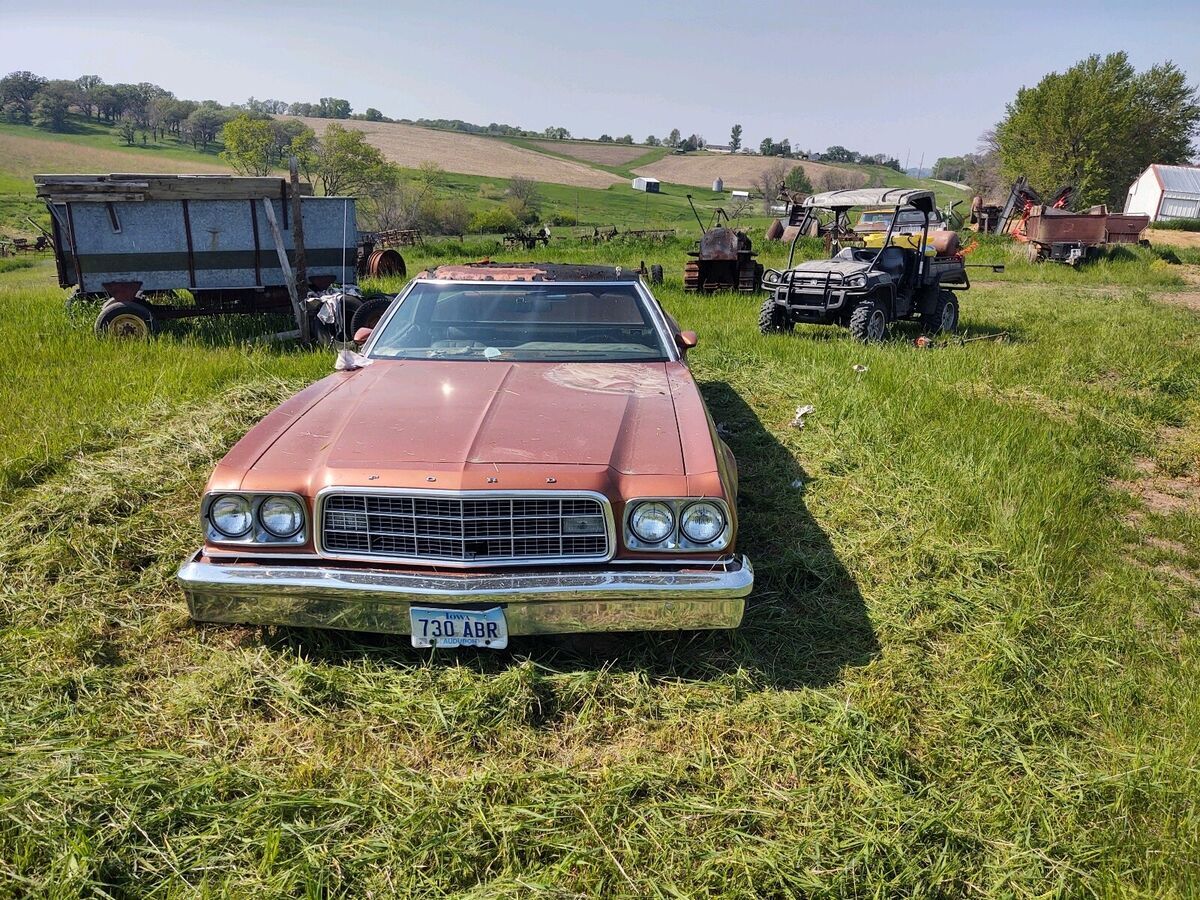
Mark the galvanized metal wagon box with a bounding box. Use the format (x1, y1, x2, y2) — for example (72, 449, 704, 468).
(37, 174, 359, 336)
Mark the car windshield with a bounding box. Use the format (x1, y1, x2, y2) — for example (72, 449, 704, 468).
(368, 282, 672, 362)
(856, 208, 930, 230)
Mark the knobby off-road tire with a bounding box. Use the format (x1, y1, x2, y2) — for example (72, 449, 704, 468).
(848, 298, 887, 343)
(350, 297, 393, 334)
(758, 296, 792, 334)
(95, 299, 155, 338)
(922, 290, 959, 334)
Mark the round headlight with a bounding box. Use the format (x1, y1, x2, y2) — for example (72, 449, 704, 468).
(209, 494, 252, 537)
(629, 501, 674, 544)
(681, 501, 725, 544)
(260, 495, 304, 538)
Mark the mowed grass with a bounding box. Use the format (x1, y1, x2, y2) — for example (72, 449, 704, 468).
(1, 246, 1199, 896)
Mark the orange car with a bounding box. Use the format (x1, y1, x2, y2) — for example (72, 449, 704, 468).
(178, 263, 752, 648)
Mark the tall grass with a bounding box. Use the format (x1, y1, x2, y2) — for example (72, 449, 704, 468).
(1151, 218, 1200, 232)
(1, 248, 1199, 896)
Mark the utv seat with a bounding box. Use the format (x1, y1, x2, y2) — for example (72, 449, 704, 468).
(835, 246, 906, 277)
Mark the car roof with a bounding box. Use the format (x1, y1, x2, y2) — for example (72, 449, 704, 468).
(803, 188, 936, 212)
(417, 262, 644, 283)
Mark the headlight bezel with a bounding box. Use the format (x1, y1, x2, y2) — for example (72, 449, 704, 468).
(623, 498, 732, 552)
(202, 491, 309, 546)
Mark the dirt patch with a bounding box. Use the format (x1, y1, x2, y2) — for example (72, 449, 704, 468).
(0, 131, 229, 180)
(1144, 535, 1190, 555)
(1150, 291, 1200, 313)
(1114, 457, 1200, 515)
(1149, 230, 1200, 250)
(632, 154, 864, 190)
(529, 140, 648, 166)
(280, 117, 620, 189)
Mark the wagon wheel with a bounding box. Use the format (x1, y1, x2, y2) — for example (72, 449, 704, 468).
(365, 248, 406, 279)
(95, 300, 155, 338)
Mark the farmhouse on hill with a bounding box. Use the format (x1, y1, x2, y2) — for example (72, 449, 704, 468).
(1124, 163, 1200, 221)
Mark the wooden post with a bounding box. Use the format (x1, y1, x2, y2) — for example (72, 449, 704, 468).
(288, 157, 308, 292)
(261, 197, 310, 343)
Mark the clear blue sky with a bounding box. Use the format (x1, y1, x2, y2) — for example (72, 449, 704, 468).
(5, 0, 1198, 164)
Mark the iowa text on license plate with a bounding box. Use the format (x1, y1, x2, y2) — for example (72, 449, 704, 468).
(408, 606, 508, 649)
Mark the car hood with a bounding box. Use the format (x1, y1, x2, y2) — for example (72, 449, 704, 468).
(246, 359, 688, 477)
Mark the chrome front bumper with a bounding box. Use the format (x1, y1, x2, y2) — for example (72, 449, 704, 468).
(177, 552, 752, 636)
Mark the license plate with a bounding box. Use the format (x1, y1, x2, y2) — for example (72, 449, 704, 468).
(409, 606, 508, 649)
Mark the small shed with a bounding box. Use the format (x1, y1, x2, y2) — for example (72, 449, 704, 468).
(632, 177, 660, 193)
(1125, 164, 1200, 221)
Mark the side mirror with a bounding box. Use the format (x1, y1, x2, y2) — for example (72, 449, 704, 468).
(676, 330, 698, 350)
(353, 326, 373, 345)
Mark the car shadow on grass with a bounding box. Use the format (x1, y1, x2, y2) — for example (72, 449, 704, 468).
(253, 381, 877, 691)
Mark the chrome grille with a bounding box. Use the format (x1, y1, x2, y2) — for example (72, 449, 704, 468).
(320, 492, 610, 564)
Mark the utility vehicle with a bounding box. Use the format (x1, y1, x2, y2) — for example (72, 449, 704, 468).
(760, 188, 998, 342)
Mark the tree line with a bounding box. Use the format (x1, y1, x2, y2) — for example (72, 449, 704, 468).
(0, 70, 371, 144)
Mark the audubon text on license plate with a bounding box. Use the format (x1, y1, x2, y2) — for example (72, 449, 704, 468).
(409, 606, 508, 649)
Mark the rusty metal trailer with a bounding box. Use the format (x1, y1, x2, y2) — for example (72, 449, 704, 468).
(1022, 205, 1149, 265)
(38, 174, 360, 337)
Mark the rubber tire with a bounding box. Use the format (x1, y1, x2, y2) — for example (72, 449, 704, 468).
(650, 264, 664, 285)
(848, 298, 887, 343)
(350, 296, 392, 334)
(758, 296, 793, 334)
(95, 299, 155, 338)
(923, 290, 959, 334)
(311, 295, 364, 346)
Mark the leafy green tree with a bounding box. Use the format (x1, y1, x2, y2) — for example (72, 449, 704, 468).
(666, 128, 681, 148)
(318, 97, 352, 119)
(931, 155, 969, 182)
(221, 114, 276, 175)
(821, 145, 855, 163)
(74, 75, 103, 118)
(598, 134, 613, 142)
(995, 52, 1200, 207)
(471, 205, 520, 234)
(1, 70, 47, 123)
(784, 165, 814, 194)
(182, 102, 230, 149)
(364, 107, 383, 121)
(729, 123, 742, 153)
(307, 123, 395, 196)
(119, 117, 137, 146)
(759, 137, 775, 156)
(32, 81, 75, 132)
(505, 175, 542, 223)
(644, 135, 660, 146)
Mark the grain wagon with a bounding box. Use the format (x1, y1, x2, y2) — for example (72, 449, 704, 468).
(37, 174, 360, 337)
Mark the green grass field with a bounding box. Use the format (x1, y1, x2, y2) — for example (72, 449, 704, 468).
(1, 237, 1199, 896)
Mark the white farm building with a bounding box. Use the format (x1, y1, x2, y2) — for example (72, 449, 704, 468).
(631, 177, 660, 193)
(1124, 164, 1200, 221)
